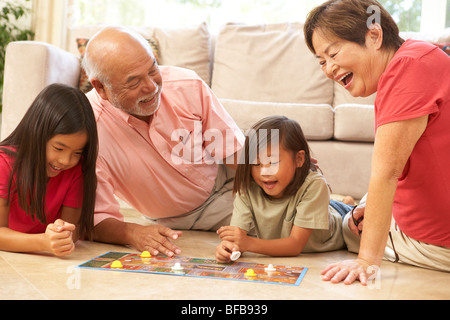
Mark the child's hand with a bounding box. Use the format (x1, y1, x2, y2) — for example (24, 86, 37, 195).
(349, 204, 365, 236)
(44, 219, 76, 256)
(215, 240, 240, 263)
(217, 226, 248, 250)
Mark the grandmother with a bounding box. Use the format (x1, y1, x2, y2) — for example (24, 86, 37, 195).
(304, 0, 450, 285)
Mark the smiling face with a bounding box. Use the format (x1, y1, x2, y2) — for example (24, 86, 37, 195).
(251, 144, 305, 199)
(88, 28, 163, 122)
(102, 47, 162, 122)
(46, 131, 88, 178)
(105, 51, 162, 121)
(312, 29, 382, 98)
(304, 0, 402, 98)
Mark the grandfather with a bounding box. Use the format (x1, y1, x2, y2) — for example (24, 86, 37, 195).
(83, 26, 244, 255)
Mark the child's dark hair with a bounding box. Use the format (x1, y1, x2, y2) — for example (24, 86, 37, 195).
(233, 116, 312, 199)
(0, 83, 98, 240)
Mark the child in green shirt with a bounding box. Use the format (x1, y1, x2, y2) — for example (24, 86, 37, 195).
(216, 116, 354, 262)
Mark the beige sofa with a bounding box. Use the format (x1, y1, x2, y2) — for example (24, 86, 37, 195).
(3, 22, 449, 200)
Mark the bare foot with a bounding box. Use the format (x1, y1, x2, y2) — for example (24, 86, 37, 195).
(343, 196, 356, 206)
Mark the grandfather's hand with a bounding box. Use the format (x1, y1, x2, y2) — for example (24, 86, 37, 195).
(132, 224, 183, 257)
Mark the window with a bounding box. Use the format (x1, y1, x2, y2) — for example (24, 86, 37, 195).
(72, 0, 331, 32)
(447, 0, 450, 27)
(72, 0, 449, 33)
(378, 0, 422, 32)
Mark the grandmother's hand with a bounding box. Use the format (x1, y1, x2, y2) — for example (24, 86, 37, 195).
(321, 259, 373, 285)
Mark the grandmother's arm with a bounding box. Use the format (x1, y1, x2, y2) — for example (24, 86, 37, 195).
(360, 116, 428, 264)
(322, 115, 428, 285)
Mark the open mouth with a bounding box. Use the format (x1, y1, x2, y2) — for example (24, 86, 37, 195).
(49, 163, 63, 174)
(139, 87, 161, 106)
(139, 96, 156, 105)
(263, 181, 278, 190)
(338, 72, 354, 87)
(50, 164, 62, 170)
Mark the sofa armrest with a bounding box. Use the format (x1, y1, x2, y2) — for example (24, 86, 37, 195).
(2, 41, 81, 139)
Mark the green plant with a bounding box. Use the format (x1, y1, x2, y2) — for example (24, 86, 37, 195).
(0, 0, 34, 113)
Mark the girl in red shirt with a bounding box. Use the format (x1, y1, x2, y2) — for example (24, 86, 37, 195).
(0, 83, 98, 256)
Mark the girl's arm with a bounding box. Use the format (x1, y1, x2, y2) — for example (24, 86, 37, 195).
(0, 198, 76, 255)
(218, 225, 313, 257)
(60, 205, 82, 242)
(0, 197, 46, 253)
(246, 225, 313, 256)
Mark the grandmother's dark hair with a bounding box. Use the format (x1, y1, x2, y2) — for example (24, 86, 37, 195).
(0, 83, 98, 240)
(304, 0, 404, 54)
(233, 116, 312, 199)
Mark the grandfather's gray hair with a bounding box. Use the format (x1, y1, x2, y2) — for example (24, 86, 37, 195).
(81, 26, 156, 88)
(81, 33, 111, 88)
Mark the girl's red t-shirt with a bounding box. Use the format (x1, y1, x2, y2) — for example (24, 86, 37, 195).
(0, 150, 83, 234)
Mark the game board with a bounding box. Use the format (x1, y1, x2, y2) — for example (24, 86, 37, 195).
(78, 251, 308, 286)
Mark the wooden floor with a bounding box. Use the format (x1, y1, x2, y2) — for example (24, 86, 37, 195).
(1, 209, 448, 301)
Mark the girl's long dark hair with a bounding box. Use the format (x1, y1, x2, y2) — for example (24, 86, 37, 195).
(0, 83, 98, 239)
(233, 115, 312, 199)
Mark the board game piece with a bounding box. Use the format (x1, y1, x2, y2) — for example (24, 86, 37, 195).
(172, 262, 184, 271)
(245, 269, 256, 277)
(140, 251, 152, 258)
(78, 251, 308, 286)
(265, 264, 276, 272)
(230, 251, 241, 261)
(111, 260, 123, 269)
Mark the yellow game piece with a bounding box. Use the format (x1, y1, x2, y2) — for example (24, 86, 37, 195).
(111, 260, 123, 269)
(140, 251, 152, 258)
(245, 269, 256, 277)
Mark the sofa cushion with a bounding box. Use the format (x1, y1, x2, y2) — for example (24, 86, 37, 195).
(309, 141, 373, 200)
(400, 28, 450, 43)
(220, 98, 334, 141)
(68, 23, 212, 86)
(154, 22, 211, 86)
(334, 104, 375, 142)
(212, 22, 334, 105)
(333, 82, 377, 107)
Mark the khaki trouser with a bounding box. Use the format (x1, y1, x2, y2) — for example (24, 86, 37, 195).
(145, 164, 235, 231)
(343, 208, 450, 273)
(384, 219, 450, 272)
